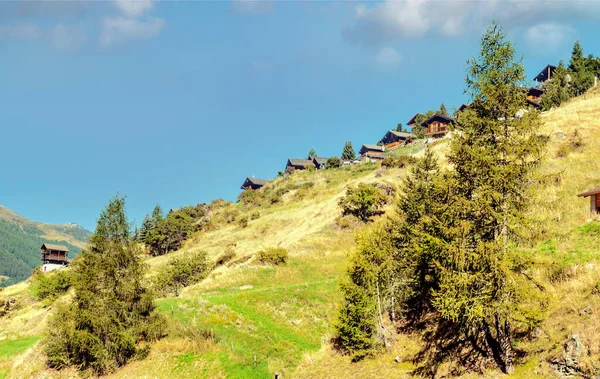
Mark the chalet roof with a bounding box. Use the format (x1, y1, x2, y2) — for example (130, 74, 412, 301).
(242, 177, 268, 187)
(41, 243, 69, 252)
(363, 151, 386, 158)
(423, 114, 454, 125)
(527, 87, 545, 97)
(388, 130, 414, 139)
(526, 99, 542, 109)
(359, 144, 385, 154)
(534, 64, 556, 83)
(287, 158, 314, 167)
(407, 113, 422, 126)
(312, 156, 328, 165)
(577, 187, 600, 198)
(456, 104, 469, 114)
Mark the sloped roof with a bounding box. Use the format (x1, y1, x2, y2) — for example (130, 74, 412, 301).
(287, 158, 314, 167)
(246, 177, 268, 186)
(41, 243, 69, 252)
(407, 113, 422, 125)
(527, 87, 545, 97)
(534, 64, 556, 82)
(360, 144, 385, 152)
(312, 156, 328, 165)
(388, 130, 414, 138)
(423, 114, 454, 125)
(578, 187, 600, 198)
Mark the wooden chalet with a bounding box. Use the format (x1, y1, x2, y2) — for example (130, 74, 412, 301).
(423, 114, 454, 139)
(379, 130, 414, 148)
(286, 158, 314, 171)
(241, 177, 269, 190)
(534, 64, 556, 84)
(577, 187, 600, 215)
(312, 156, 328, 169)
(455, 104, 469, 118)
(40, 243, 69, 272)
(359, 144, 385, 156)
(361, 151, 385, 162)
(407, 113, 422, 127)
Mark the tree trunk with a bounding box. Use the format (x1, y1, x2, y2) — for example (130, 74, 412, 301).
(484, 314, 514, 374)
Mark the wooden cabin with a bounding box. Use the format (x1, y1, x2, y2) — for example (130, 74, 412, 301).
(455, 104, 469, 118)
(312, 157, 328, 169)
(40, 243, 69, 272)
(379, 130, 414, 148)
(286, 158, 315, 171)
(361, 151, 385, 162)
(407, 113, 422, 127)
(359, 144, 385, 156)
(534, 64, 556, 84)
(577, 187, 600, 215)
(527, 87, 544, 102)
(240, 177, 269, 190)
(423, 114, 453, 139)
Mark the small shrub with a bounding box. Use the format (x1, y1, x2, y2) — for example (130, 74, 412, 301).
(250, 210, 261, 220)
(327, 156, 342, 169)
(31, 270, 71, 302)
(216, 249, 236, 266)
(545, 263, 573, 284)
(381, 155, 417, 168)
(335, 215, 359, 229)
(338, 183, 388, 222)
(237, 215, 249, 228)
(556, 143, 571, 158)
(153, 251, 213, 296)
(256, 247, 288, 265)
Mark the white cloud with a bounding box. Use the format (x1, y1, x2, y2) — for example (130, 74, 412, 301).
(525, 22, 576, 55)
(343, 0, 600, 45)
(113, 0, 156, 18)
(375, 47, 402, 69)
(50, 24, 87, 52)
(100, 16, 165, 47)
(0, 23, 40, 40)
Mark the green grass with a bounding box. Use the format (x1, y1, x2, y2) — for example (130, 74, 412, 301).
(0, 336, 40, 358)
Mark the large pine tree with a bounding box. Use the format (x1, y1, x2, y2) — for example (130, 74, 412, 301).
(341, 141, 356, 160)
(438, 22, 546, 373)
(45, 196, 165, 374)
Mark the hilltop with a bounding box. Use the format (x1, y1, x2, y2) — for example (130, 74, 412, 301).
(3, 90, 600, 378)
(0, 206, 91, 287)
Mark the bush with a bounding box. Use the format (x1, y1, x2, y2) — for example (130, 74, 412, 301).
(154, 251, 213, 296)
(31, 269, 71, 302)
(326, 156, 342, 169)
(237, 214, 249, 228)
(216, 249, 236, 266)
(381, 155, 417, 168)
(256, 247, 288, 265)
(338, 183, 388, 222)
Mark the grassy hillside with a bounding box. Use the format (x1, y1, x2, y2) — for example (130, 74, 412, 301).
(0, 206, 91, 287)
(4, 91, 600, 378)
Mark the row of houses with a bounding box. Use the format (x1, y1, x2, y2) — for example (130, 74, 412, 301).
(239, 64, 558, 191)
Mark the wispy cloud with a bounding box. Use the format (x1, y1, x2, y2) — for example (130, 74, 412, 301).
(50, 24, 87, 52)
(231, 0, 275, 15)
(525, 22, 576, 55)
(100, 16, 164, 47)
(343, 0, 600, 46)
(375, 47, 402, 70)
(0, 23, 40, 40)
(113, 0, 157, 18)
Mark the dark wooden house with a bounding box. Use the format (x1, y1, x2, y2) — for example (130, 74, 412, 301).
(359, 144, 385, 156)
(40, 243, 69, 272)
(455, 104, 469, 118)
(379, 130, 414, 148)
(407, 113, 422, 127)
(577, 187, 600, 215)
(312, 157, 328, 169)
(423, 114, 454, 139)
(286, 158, 315, 171)
(534, 64, 556, 84)
(241, 177, 269, 190)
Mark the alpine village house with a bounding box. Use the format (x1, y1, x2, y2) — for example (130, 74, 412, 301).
(240, 177, 269, 191)
(40, 243, 69, 272)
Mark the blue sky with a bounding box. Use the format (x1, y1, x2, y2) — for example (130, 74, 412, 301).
(1, 0, 600, 230)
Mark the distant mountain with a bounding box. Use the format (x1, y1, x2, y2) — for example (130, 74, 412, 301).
(0, 205, 92, 287)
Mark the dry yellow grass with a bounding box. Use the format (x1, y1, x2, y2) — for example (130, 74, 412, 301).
(4, 91, 600, 378)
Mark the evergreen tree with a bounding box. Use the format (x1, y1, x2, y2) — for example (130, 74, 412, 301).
(569, 40, 594, 96)
(542, 61, 570, 110)
(44, 196, 165, 374)
(341, 141, 356, 160)
(439, 102, 448, 116)
(395, 123, 404, 132)
(307, 148, 317, 159)
(439, 22, 546, 373)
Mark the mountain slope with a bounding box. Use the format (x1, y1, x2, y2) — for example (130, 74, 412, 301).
(4, 91, 600, 378)
(0, 206, 91, 287)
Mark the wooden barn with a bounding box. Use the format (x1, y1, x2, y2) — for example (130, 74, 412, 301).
(286, 158, 315, 171)
(577, 187, 600, 215)
(423, 114, 454, 139)
(241, 177, 269, 190)
(359, 144, 385, 156)
(312, 156, 329, 169)
(534, 64, 556, 84)
(361, 151, 385, 162)
(379, 130, 414, 148)
(40, 243, 69, 272)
